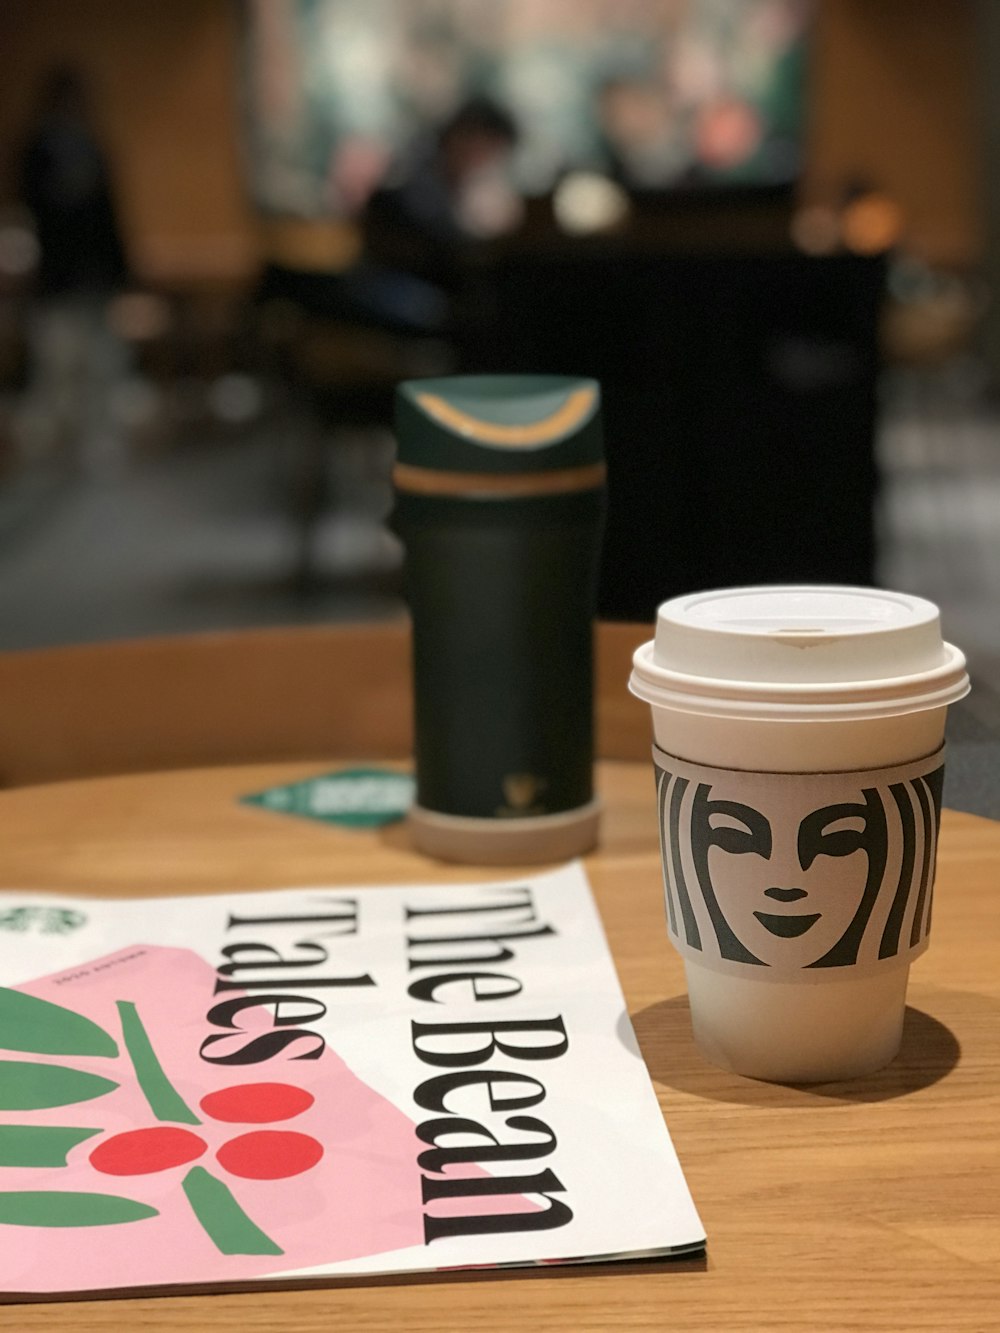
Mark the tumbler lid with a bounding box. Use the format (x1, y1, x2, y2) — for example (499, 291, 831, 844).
(395, 375, 603, 475)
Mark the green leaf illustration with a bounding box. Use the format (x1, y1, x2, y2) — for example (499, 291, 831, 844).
(0, 1060, 118, 1110)
(0, 987, 118, 1057)
(0, 1125, 101, 1168)
(117, 1001, 200, 1125)
(182, 1167, 283, 1255)
(0, 1191, 157, 1227)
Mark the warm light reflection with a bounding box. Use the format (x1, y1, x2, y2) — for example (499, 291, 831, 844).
(841, 194, 903, 255)
(789, 204, 841, 255)
(552, 173, 630, 235)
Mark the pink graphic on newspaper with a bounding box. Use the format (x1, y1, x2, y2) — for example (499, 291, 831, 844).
(0, 946, 433, 1293)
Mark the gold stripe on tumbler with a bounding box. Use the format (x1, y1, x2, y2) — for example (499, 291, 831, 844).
(392, 461, 606, 498)
(414, 386, 597, 447)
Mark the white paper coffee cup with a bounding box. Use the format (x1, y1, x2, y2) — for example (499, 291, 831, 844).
(629, 586, 969, 1082)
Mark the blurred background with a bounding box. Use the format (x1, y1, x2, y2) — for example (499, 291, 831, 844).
(0, 0, 997, 685)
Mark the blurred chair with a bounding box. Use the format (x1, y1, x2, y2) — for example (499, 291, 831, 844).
(0, 621, 651, 788)
(254, 221, 453, 587)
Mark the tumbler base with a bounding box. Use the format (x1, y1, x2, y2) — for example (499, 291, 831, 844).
(409, 799, 601, 865)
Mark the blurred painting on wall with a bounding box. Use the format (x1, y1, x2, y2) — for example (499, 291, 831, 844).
(241, 0, 813, 218)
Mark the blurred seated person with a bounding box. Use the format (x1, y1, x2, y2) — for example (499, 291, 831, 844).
(14, 65, 130, 467)
(596, 76, 687, 192)
(352, 97, 522, 334)
(18, 65, 128, 299)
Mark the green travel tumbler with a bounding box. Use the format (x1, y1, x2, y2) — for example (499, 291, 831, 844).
(392, 374, 606, 864)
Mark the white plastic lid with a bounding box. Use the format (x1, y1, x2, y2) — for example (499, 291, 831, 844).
(629, 585, 969, 721)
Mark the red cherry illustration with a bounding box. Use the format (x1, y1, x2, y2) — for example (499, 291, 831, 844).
(216, 1130, 323, 1180)
(200, 1081, 315, 1124)
(90, 1127, 207, 1175)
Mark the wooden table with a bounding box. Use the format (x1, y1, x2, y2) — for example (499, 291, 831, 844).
(2, 759, 999, 1331)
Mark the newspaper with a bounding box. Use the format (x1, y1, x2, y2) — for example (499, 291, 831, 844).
(0, 863, 704, 1297)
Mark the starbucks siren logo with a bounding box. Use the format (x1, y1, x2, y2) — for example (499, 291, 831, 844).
(0, 907, 87, 935)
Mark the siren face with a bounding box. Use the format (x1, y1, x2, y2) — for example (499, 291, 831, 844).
(692, 783, 881, 968)
(657, 755, 944, 976)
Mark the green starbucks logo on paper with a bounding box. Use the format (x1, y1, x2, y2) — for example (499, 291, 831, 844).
(241, 768, 414, 828)
(0, 907, 87, 935)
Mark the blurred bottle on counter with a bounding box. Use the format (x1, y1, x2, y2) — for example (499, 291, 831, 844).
(392, 375, 605, 864)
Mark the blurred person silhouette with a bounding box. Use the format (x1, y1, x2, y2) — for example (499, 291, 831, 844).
(351, 96, 521, 335)
(15, 65, 131, 469)
(595, 76, 688, 191)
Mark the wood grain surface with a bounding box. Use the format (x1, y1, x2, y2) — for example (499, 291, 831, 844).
(0, 759, 998, 1329)
(0, 621, 652, 788)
